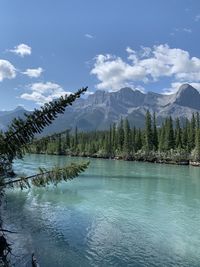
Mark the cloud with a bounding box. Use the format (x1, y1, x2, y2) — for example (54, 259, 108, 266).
(126, 47, 135, 54)
(183, 28, 192, 33)
(91, 54, 147, 91)
(91, 44, 200, 91)
(22, 67, 43, 78)
(85, 33, 93, 39)
(10, 43, 31, 57)
(20, 82, 72, 105)
(85, 90, 94, 96)
(170, 28, 192, 36)
(195, 14, 200, 22)
(0, 60, 16, 81)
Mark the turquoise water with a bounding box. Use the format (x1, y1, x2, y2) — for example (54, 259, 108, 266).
(3, 154, 200, 266)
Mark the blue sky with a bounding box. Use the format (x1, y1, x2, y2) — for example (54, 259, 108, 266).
(0, 0, 200, 110)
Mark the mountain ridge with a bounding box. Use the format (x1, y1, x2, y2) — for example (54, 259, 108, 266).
(0, 84, 199, 135)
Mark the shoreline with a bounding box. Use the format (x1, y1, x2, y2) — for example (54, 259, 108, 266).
(28, 152, 200, 167)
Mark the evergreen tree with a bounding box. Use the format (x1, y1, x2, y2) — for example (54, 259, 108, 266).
(79, 133, 85, 153)
(29, 111, 200, 164)
(158, 124, 165, 151)
(182, 119, 189, 151)
(152, 112, 158, 151)
(175, 118, 182, 148)
(74, 126, 78, 150)
(193, 128, 200, 161)
(145, 110, 153, 151)
(117, 118, 124, 150)
(57, 133, 62, 155)
(0, 87, 89, 265)
(0, 87, 87, 177)
(104, 131, 111, 156)
(0, 87, 89, 181)
(123, 118, 131, 155)
(108, 125, 112, 156)
(135, 128, 142, 151)
(111, 123, 117, 152)
(188, 114, 196, 151)
(65, 130, 70, 148)
(196, 112, 200, 129)
(132, 126, 136, 152)
(165, 117, 174, 150)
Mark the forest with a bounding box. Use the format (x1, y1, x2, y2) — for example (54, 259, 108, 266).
(29, 111, 200, 165)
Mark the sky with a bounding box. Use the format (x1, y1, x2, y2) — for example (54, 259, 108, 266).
(0, 0, 200, 110)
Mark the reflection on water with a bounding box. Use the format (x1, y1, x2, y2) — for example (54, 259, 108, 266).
(2, 154, 200, 266)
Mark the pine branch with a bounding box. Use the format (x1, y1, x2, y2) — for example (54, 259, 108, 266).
(3, 161, 89, 188)
(1, 87, 87, 160)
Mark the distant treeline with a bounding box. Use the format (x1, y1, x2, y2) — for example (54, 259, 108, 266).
(29, 111, 200, 165)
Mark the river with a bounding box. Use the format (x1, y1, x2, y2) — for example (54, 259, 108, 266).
(3, 154, 200, 266)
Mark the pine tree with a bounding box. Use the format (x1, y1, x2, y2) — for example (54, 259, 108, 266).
(65, 130, 70, 148)
(117, 118, 124, 151)
(111, 123, 117, 152)
(74, 126, 78, 149)
(175, 118, 182, 148)
(164, 117, 174, 150)
(0, 87, 89, 265)
(27, 111, 200, 164)
(196, 112, 200, 129)
(152, 112, 158, 151)
(182, 119, 189, 151)
(145, 110, 153, 151)
(57, 133, 62, 155)
(188, 113, 196, 151)
(0, 87, 88, 183)
(158, 124, 165, 151)
(123, 118, 131, 155)
(135, 128, 142, 151)
(104, 131, 111, 157)
(132, 126, 136, 152)
(193, 128, 200, 161)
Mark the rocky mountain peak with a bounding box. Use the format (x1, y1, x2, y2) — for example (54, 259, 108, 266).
(174, 84, 200, 109)
(118, 87, 135, 94)
(0, 83, 200, 133)
(177, 83, 197, 95)
(113, 87, 145, 107)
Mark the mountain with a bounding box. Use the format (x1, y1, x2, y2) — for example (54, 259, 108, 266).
(0, 106, 30, 131)
(174, 84, 200, 109)
(0, 84, 200, 135)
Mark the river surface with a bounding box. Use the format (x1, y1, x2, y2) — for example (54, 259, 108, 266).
(3, 154, 200, 266)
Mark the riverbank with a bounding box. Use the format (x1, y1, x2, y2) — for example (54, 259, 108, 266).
(29, 151, 200, 167)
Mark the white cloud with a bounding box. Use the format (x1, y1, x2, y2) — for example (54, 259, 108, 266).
(126, 47, 135, 54)
(183, 28, 192, 33)
(195, 14, 200, 22)
(140, 46, 152, 58)
(0, 60, 16, 81)
(10, 43, 31, 57)
(85, 33, 93, 39)
(170, 28, 192, 36)
(91, 44, 200, 91)
(22, 67, 43, 78)
(84, 90, 94, 96)
(91, 54, 146, 91)
(20, 82, 72, 105)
